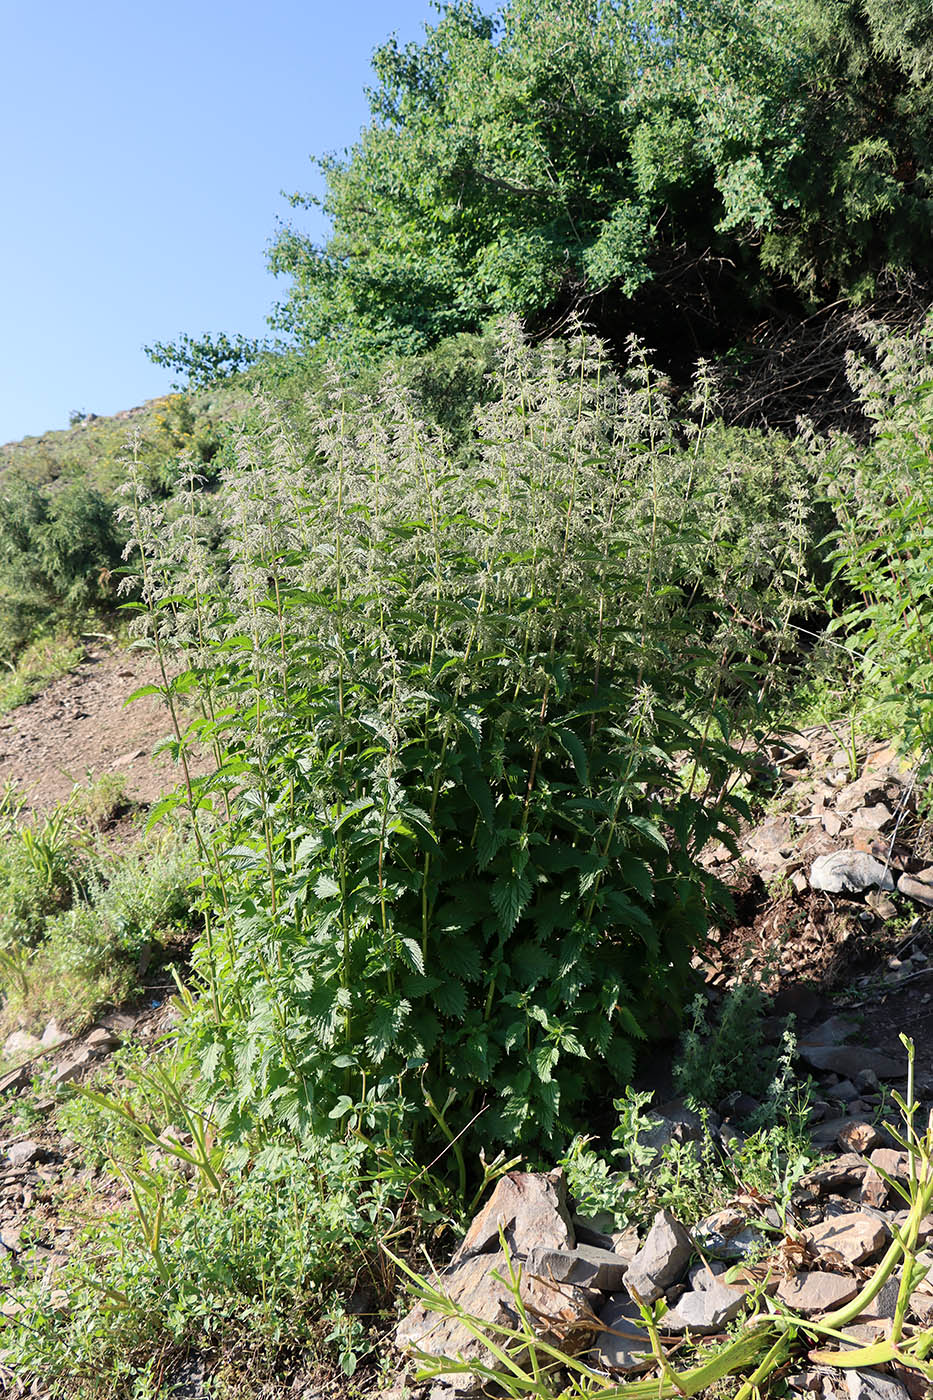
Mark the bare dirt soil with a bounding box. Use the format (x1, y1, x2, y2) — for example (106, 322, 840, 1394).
(0, 646, 192, 815)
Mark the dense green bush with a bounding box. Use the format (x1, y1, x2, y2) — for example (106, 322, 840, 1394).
(0, 478, 124, 655)
(121, 324, 823, 1163)
(261, 0, 933, 364)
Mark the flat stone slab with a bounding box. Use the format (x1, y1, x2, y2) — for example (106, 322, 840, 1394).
(662, 1279, 748, 1333)
(525, 1242, 629, 1292)
(795, 1154, 868, 1197)
(798, 1044, 904, 1080)
(804, 1212, 888, 1265)
(396, 1250, 592, 1387)
(777, 1271, 859, 1314)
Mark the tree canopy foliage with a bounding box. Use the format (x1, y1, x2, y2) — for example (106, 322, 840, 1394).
(265, 0, 933, 366)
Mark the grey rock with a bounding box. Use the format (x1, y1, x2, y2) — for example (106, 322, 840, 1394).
(2, 1031, 41, 1060)
(776, 1271, 858, 1314)
(860, 1168, 890, 1209)
(572, 1215, 615, 1250)
(897, 867, 933, 907)
(835, 775, 887, 813)
(84, 1027, 119, 1051)
(693, 1209, 764, 1261)
(846, 1278, 900, 1343)
(865, 891, 898, 920)
(870, 1148, 909, 1180)
(746, 817, 793, 853)
(795, 1154, 868, 1197)
(848, 804, 893, 831)
(785, 1370, 824, 1395)
(589, 1295, 653, 1373)
(525, 1243, 629, 1292)
(717, 1092, 760, 1121)
(810, 1116, 860, 1149)
(834, 1079, 859, 1102)
(799, 1044, 904, 1080)
(717, 1123, 746, 1150)
(635, 1102, 707, 1164)
(844, 1370, 911, 1400)
(40, 1019, 68, 1049)
(809, 851, 895, 894)
(662, 1279, 748, 1334)
(0, 1064, 30, 1094)
(396, 1250, 592, 1387)
(688, 1259, 727, 1290)
(611, 1226, 640, 1263)
(7, 1140, 40, 1169)
(624, 1209, 692, 1304)
(804, 1212, 888, 1264)
(800, 1014, 858, 1047)
(451, 1170, 574, 1265)
(52, 1050, 93, 1087)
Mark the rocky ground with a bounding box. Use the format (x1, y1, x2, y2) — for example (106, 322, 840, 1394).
(699, 724, 933, 1072)
(0, 661, 932, 1399)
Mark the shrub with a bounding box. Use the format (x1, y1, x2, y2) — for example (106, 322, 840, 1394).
(120, 323, 822, 1167)
(0, 478, 124, 656)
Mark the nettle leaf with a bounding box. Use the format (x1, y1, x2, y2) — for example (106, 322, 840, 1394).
(365, 998, 412, 1063)
(618, 854, 654, 901)
(616, 1005, 647, 1041)
(476, 820, 508, 871)
(533, 1043, 559, 1082)
(433, 978, 467, 1020)
(490, 871, 532, 934)
(398, 937, 425, 974)
(439, 933, 483, 982)
(555, 727, 589, 786)
(510, 940, 555, 988)
(463, 768, 495, 824)
(314, 873, 341, 899)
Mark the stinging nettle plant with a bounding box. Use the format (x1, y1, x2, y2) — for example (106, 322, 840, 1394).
(121, 320, 820, 1163)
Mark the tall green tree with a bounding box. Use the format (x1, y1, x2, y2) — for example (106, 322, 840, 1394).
(265, 0, 933, 362)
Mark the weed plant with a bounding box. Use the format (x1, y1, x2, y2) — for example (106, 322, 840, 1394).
(820, 314, 933, 780)
(560, 1080, 813, 1232)
(0, 787, 198, 1033)
(0, 1142, 398, 1399)
(118, 321, 823, 1164)
(673, 985, 802, 1117)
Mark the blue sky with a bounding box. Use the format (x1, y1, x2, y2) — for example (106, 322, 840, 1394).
(0, 0, 445, 444)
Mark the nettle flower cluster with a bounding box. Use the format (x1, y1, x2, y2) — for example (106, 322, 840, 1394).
(121, 321, 820, 1158)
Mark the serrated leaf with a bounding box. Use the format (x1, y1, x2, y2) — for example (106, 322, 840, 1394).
(314, 874, 341, 898)
(490, 871, 532, 934)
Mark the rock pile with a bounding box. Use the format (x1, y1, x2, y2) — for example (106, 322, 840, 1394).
(0, 1000, 180, 1324)
(694, 724, 933, 999)
(396, 1153, 932, 1400)
(703, 729, 930, 904)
